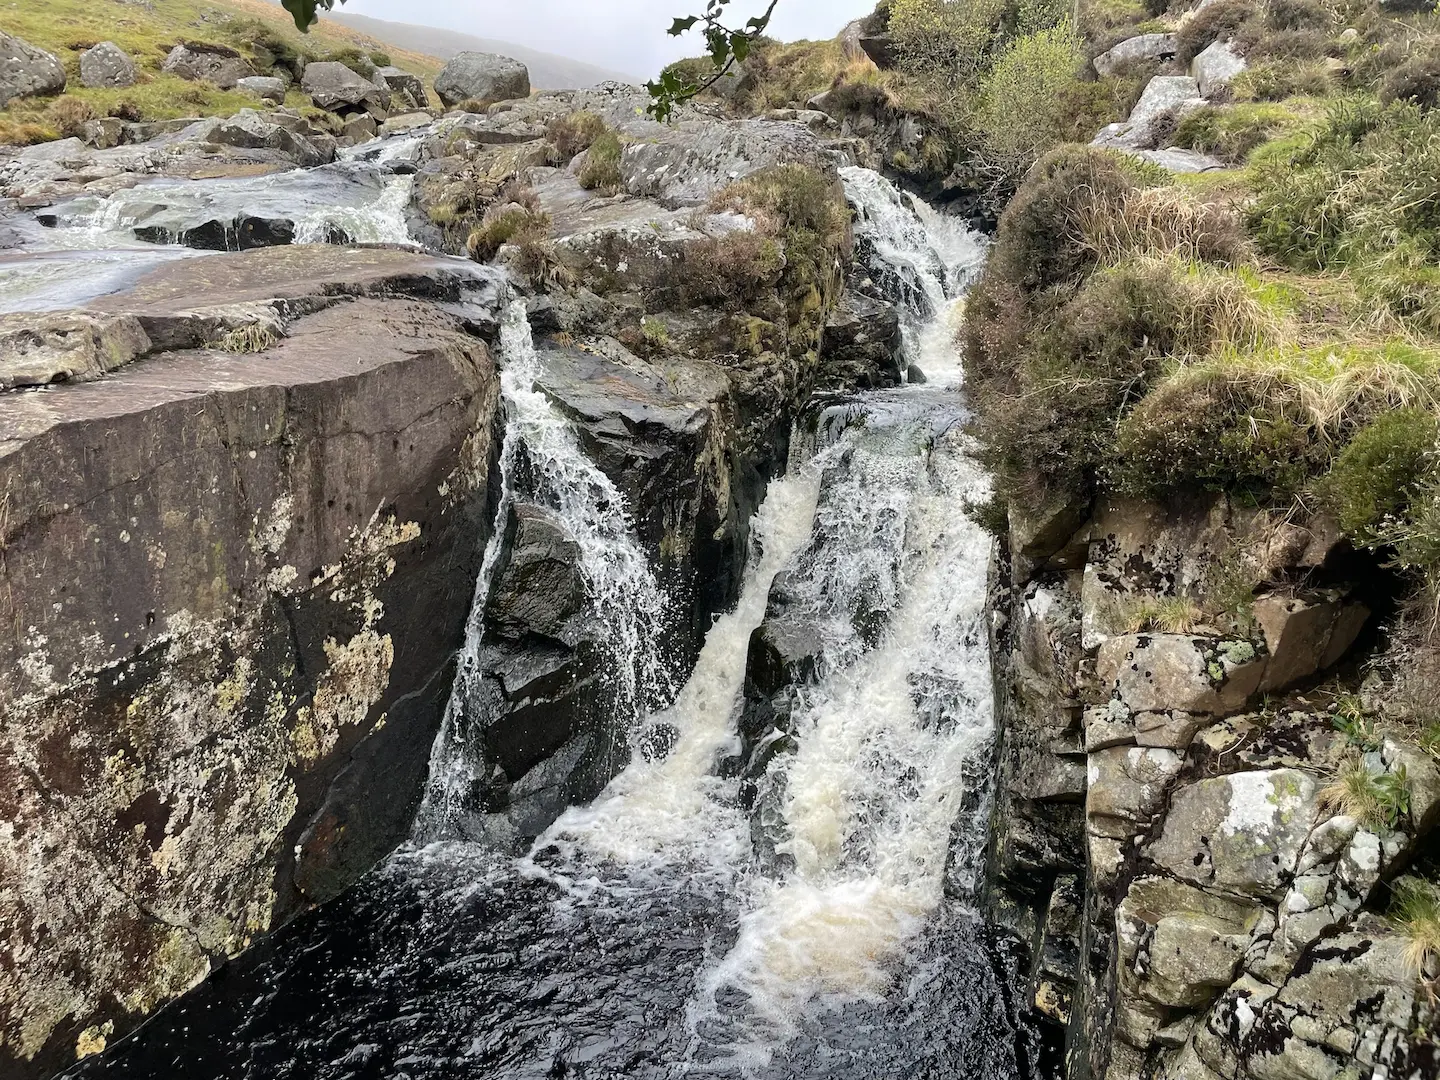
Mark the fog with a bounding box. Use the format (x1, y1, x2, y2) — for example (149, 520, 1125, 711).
(324, 0, 875, 80)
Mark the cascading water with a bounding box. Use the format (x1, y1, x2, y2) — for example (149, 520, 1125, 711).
(73, 169, 1054, 1080)
(415, 299, 675, 843)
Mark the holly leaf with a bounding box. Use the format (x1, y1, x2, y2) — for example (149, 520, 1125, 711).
(281, 0, 342, 30)
(668, 16, 700, 35)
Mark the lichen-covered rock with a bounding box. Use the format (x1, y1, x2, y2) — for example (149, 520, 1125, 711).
(435, 52, 530, 107)
(0, 247, 504, 1078)
(79, 41, 138, 89)
(0, 311, 152, 389)
(161, 42, 254, 89)
(1149, 770, 1318, 898)
(1092, 75, 1205, 151)
(1087, 745, 1183, 838)
(1190, 40, 1247, 98)
(1097, 634, 1265, 715)
(1253, 590, 1368, 691)
(1093, 33, 1178, 77)
(0, 31, 65, 107)
(373, 65, 429, 110)
(235, 75, 286, 103)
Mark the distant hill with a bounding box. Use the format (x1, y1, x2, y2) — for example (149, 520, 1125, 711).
(322, 10, 642, 90)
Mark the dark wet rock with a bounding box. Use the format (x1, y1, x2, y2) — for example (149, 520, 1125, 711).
(79, 41, 138, 89)
(162, 42, 255, 89)
(0, 246, 506, 1078)
(819, 284, 904, 389)
(435, 52, 531, 107)
(0, 30, 66, 107)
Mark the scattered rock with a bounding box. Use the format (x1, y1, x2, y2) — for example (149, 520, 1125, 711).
(1092, 75, 1205, 150)
(858, 31, 898, 69)
(1122, 147, 1227, 173)
(434, 52, 531, 108)
(80, 116, 127, 150)
(202, 109, 337, 168)
(0, 312, 151, 389)
(79, 41, 138, 89)
(235, 75, 287, 104)
(162, 42, 254, 89)
(301, 61, 390, 115)
(1093, 33, 1178, 78)
(373, 66, 429, 110)
(379, 112, 433, 137)
(1190, 40, 1247, 98)
(1252, 590, 1368, 691)
(0, 31, 67, 107)
(343, 112, 378, 143)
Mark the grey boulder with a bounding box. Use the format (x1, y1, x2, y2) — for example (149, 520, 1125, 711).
(0, 31, 66, 107)
(235, 75, 287, 104)
(79, 41, 138, 89)
(1191, 39, 1248, 97)
(1093, 33, 1178, 77)
(301, 61, 389, 114)
(1092, 75, 1205, 150)
(162, 43, 254, 89)
(434, 52, 530, 107)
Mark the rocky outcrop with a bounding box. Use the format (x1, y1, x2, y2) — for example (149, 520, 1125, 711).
(1093, 76, 1206, 151)
(434, 52, 531, 107)
(984, 488, 1440, 1080)
(161, 42, 254, 90)
(1093, 34, 1178, 77)
(0, 247, 507, 1079)
(374, 66, 430, 111)
(301, 61, 390, 117)
(818, 282, 905, 389)
(1190, 40, 1247, 98)
(0, 31, 66, 107)
(79, 42, 138, 89)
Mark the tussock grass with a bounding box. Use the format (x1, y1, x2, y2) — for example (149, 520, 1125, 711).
(577, 130, 624, 195)
(546, 110, 607, 163)
(1320, 757, 1410, 832)
(1075, 186, 1250, 267)
(216, 324, 280, 354)
(1390, 877, 1440, 980)
(1121, 595, 1208, 633)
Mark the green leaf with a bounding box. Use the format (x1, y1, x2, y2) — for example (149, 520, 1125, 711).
(281, 0, 342, 30)
(730, 31, 751, 62)
(668, 16, 700, 35)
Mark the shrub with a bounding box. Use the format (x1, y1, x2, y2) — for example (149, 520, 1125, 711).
(1317, 407, 1439, 538)
(1230, 59, 1335, 100)
(1244, 27, 1334, 61)
(46, 96, 96, 138)
(1077, 184, 1251, 264)
(467, 199, 551, 262)
(1264, 0, 1333, 31)
(1381, 46, 1440, 110)
(1321, 757, 1410, 831)
(1172, 102, 1299, 162)
(973, 22, 1087, 188)
(710, 163, 850, 293)
(890, 0, 1013, 86)
(1248, 99, 1440, 272)
(577, 130, 623, 195)
(108, 100, 143, 122)
(1390, 877, 1440, 979)
(740, 38, 849, 110)
(1175, 0, 1260, 63)
(546, 110, 607, 162)
(667, 230, 786, 308)
(1116, 342, 1440, 499)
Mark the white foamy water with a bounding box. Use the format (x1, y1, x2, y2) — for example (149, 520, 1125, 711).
(522, 168, 998, 1064)
(416, 299, 675, 840)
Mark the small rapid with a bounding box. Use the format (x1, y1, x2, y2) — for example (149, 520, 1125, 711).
(0, 130, 427, 313)
(71, 168, 1053, 1080)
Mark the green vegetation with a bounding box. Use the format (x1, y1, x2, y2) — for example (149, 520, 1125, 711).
(546, 111, 608, 162)
(577, 130, 625, 195)
(1391, 877, 1440, 979)
(1320, 757, 1411, 831)
(0, 0, 435, 144)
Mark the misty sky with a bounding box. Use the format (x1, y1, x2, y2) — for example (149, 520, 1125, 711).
(328, 0, 875, 81)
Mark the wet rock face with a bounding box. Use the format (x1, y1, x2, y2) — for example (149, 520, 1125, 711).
(985, 490, 1440, 1080)
(0, 31, 66, 107)
(0, 248, 504, 1079)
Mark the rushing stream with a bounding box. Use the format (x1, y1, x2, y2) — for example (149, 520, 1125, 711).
(59, 160, 1057, 1080)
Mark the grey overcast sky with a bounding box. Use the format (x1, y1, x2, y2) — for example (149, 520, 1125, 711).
(328, 0, 875, 82)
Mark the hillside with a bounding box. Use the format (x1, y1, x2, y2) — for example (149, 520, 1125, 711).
(0, 0, 442, 140)
(321, 9, 642, 89)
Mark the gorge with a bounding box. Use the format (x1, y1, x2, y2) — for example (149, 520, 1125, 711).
(7, 4, 1440, 1080)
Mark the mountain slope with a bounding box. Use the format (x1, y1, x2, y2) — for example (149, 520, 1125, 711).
(323, 10, 642, 89)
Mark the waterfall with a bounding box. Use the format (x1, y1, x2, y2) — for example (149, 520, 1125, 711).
(414, 299, 675, 842)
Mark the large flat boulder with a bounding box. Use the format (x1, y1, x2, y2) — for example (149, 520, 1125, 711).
(374, 65, 429, 110)
(0, 30, 66, 107)
(434, 52, 531, 107)
(301, 60, 389, 114)
(1093, 33, 1178, 77)
(161, 42, 254, 90)
(0, 247, 504, 1078)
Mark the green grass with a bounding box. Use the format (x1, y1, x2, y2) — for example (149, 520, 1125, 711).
(0, 0, 438, 142)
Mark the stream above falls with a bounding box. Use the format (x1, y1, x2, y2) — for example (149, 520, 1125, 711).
(40, 155, 1057, 1080)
